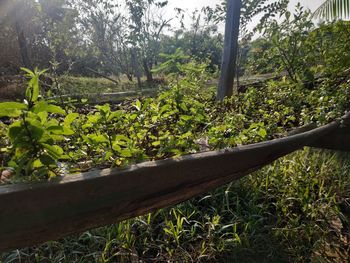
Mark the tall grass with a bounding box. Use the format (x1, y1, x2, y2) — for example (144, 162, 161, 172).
(2, 148, 350, 262)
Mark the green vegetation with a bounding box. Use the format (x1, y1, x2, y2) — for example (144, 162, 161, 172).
(1, 64, 349, 182)
(58, 76, 162, 95)
(59, 76, 122, 95)
(1, 0, 350, 262)
(1, 54, 350, 263)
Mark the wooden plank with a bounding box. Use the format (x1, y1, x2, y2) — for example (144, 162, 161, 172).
(0, 117, 342, 252)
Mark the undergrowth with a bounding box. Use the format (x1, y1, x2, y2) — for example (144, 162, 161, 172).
(1, 65, 350, 181)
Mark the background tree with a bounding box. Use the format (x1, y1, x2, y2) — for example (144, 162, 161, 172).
(159, 7, 223, 71)
(126, 0, 171, 83)
(262, 4, 314, 82)
(1, 0, 41, 69)
(72, 0, 134, 79)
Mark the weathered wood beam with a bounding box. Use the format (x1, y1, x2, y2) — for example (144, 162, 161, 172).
(308, 125, 350, 151)
(0, 115, 344, 252)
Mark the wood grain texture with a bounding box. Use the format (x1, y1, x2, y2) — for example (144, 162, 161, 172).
(0, 117, 347, 252)
(308, 126, 350, 151)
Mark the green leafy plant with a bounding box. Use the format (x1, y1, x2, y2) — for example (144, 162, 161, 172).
(0, 68, 67, 180)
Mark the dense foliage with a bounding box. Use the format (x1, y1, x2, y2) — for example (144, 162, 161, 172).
(245, 10, 350, 80)
(1, 64, 350, 182)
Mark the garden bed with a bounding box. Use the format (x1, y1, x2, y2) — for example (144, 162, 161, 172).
(0, 116, 349, 252)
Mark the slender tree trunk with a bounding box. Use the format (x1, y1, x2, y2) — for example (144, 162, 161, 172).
(126, 73, 133, 82)
(217, 0, 242, 101)
(143, 59, 153, 83)
(236, 45, 242, 92)
(15, 21, 31, 69)
(131, 49, 142, 90)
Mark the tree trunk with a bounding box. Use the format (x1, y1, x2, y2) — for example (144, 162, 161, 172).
(143, 59, 153, 83)
(217, 0, 242, 101)
(15, 21, 31, 69)
(131, 49, 142, 90)
(126, 73, 133, 82)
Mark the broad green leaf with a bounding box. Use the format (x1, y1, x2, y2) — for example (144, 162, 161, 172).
(86, 134, 109, 143)
(179, 102, 188, 112)
(26, 75, 39, 102)
(129, 113, 138, 121)
(62, 127, 75, 136)
(151, 116, 158, 123)
(42, 144, 64, 159)
(28, 124, 45, 140)
(46, 126, 64, 134)
(112, 143, 122, 152)
(115, 135, 130, 142)
(93, 134, 109, 143)
(120, 149, 132, 158)
(8, 125, 23, 142)
(87, 114, 100, 124)
(49, 134, 64, 142)
(9, 121, 44, 143)
(37, 111, 48, 123)
(33, 101, 66, 115)
(160, 104, 172, 115)
(0, 102, 27, 110)
(0, 102, 26, 117)
(134, 100, 142, 111)
(38, 133, 55, 144)
(104, 151, 114, 160)
(108, 111, 122, 121)
(64, 113, 79, 126)
(40, 154, 56, 165)
(0, 109, 22, 118)
(152, 141, 161, 147)
(96, 104, 110, 114)
(258, 128, 267, 138)
(180, 115, 192, 122)
(33, 159, 43, 168)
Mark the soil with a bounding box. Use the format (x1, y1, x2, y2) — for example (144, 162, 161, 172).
(0, 75, 25, 101)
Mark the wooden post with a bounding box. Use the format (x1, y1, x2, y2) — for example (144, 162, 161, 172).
(217, 0, 242, 101)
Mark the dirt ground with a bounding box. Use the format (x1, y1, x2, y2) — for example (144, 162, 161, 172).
(0, 75, 25, 101)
